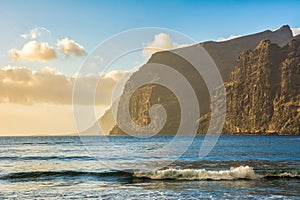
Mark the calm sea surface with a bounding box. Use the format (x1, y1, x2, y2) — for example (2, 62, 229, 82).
(0, 136, 299, 199)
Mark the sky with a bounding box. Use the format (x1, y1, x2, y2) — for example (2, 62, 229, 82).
(0, 0, 299, 135)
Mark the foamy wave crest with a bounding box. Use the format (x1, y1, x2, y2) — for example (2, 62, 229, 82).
(133, 166, 258, 180)
(260, 170, 300, 178)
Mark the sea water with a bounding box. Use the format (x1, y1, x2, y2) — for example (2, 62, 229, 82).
(0, 136, 299, 199)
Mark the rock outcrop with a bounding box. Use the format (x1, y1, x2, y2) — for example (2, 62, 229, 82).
(199, 37, 300, 135)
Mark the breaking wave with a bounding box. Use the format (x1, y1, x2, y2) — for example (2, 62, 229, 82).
(133, 166, 300, 180)
(1, 166, 299, 181)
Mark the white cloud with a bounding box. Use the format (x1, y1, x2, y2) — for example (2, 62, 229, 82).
(217, 35, 241, 42)
(291, 28, 300, 36)
(0, 66, 128, 105)
(93, 55, 104, 63)
(10, 41, 57, 61)
(57, 38, 85, 57)
(143, 33, 189, 56)
(21, 27, 51, 39)
(102, 70, 128, 81)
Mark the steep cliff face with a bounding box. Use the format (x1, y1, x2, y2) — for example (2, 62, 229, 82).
(108, 49, 212, 135)
(199, 37, 300, 135)
(110, 83, 181, 135)
(270, 38, 300, 134)
(94, 25, 294, 135)
(224, 40, 284, 133)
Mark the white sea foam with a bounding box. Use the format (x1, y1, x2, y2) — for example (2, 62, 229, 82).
(271, 172, 299, 178)
(133, 166, 259, 180)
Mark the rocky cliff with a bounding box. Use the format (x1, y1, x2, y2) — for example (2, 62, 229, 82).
(91, 25, 295, 135)
(198, 37, 300, 135)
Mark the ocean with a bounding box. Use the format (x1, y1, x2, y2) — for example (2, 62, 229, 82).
(0, 136, 299, 199)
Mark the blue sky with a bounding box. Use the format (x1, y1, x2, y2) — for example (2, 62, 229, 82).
(1, 0, 300, 75)
(2, 1, 300, 42)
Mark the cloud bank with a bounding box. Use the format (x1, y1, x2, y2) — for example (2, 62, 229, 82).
(0, 66, 127, 105)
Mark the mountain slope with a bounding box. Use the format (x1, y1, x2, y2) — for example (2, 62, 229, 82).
(91, 25, 294, 135)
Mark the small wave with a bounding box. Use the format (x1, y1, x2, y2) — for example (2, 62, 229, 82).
(256, 169, 300, 178)
(133, 166, 300, 180)
(0, 156, 95, 161)
(289, 137, 300, 140)
(0, 170, 132, 181)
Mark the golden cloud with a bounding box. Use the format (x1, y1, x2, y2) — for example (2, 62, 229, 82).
(57, 38, 85, 57)
(10, 41, 57, 61)
(0, 66, 128, 105)
(143, 33, 189, 56)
